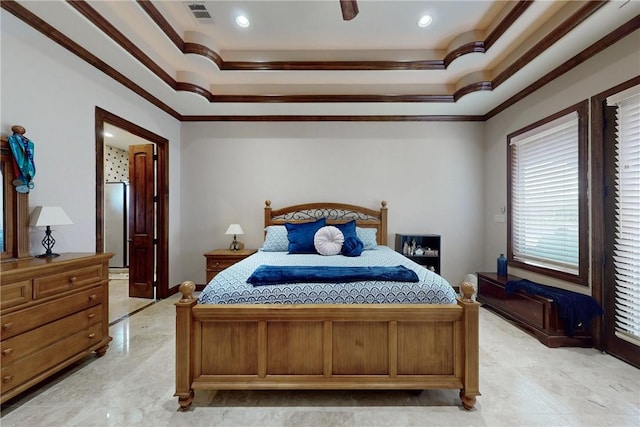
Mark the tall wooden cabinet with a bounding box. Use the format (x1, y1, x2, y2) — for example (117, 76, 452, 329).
(0, 253, 113, 403)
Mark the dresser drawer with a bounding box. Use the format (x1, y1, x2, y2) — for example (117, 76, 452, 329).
(1, 286, 102, 340)
(1, 323, 103, 395)
(33, 264, 103, 299)
(206, 259, 237, 283)
(207, 258, 236, 272)
(0, 280, 32, 310)
(0, 305, 102, 365)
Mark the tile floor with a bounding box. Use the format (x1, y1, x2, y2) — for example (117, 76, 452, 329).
(107, 275, 157, 325)
(1, 294, 638, 426)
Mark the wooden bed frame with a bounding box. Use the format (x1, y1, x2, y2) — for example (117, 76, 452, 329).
(175, 201, 480, 409)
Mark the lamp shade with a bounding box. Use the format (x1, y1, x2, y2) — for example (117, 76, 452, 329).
(225, 224, 244, 235)
(29, 206, 73, 227)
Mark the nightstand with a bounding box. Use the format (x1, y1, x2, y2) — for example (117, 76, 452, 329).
(204, 249, 257, 283)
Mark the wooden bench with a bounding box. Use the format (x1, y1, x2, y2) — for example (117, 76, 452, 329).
(476, 272, 593, 348)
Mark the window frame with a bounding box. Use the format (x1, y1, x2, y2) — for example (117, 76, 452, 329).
(507, 100, 589, 285)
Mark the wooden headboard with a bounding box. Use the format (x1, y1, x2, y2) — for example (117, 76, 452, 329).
(264, 200, 388, 246)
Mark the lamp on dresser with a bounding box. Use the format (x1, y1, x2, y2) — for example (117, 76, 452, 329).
(29, 206, 73, 258)
(225, 223, 244, 251)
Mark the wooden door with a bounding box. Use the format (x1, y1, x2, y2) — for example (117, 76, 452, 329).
(128, 144, 155, 299)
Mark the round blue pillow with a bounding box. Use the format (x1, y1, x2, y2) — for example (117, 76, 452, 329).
(342, 236, 364, 257)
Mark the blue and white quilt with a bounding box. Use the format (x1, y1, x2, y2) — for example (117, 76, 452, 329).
(199, 246, 457, 305)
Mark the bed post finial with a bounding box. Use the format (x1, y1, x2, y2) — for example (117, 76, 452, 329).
(381, 200, 387, 209)
(460, 281, 475, 302)
(179, 280, 196, 302)
(265, 200, 271, 207)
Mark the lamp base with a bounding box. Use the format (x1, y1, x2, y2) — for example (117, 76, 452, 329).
(229, 240, 245, 251)
(39, 226, 59, 258)
(36, 252, 61, 258)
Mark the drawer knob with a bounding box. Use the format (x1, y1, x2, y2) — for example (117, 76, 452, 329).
(3, 376, 13, 383)
(2, 323, 12, 330)
(88, 333, 96, 339)
(88, 313, 96, 319)
(88, 294, 97, 301)
(2, 348, 13, 356)
(69, 276, 78, 285)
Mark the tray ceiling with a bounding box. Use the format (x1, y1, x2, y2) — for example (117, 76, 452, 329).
(2, 0, 639, 118)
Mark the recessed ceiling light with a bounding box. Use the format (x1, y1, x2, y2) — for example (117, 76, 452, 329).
(235, 15, 250, 28)
(418, 15, 432, 28)
(104, 132, 114, 138)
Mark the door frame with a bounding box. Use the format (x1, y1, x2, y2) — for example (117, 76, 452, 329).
(95, 107, 171, 299)
(591, 76, 640, 366)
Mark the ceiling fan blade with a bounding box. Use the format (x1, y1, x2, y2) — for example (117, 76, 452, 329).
(340, 0, 359, 21)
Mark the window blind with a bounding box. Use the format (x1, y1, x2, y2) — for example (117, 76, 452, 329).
(510, 112, 580, 274)
(608, 86, 640, 346)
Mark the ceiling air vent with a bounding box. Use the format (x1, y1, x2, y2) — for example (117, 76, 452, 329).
(184, 2, 213, 24)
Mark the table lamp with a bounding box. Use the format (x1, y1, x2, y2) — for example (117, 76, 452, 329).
(225, 223, 244, 251)
(29, 206, 73, 258)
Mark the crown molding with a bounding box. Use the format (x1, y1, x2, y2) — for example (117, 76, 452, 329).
(2, 0, 634, 122)
(0, 0, 181, 119)
(139, 0, 533, 72)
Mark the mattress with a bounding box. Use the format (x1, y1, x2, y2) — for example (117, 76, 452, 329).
(198, 246, 457, 305)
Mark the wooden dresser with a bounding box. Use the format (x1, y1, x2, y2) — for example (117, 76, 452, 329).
(0, 253, 113, 403)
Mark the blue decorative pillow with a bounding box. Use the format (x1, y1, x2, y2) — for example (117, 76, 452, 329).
(342, 236, 364, 257)
(334, 220, 357, 241)
(262, 225, 289, 251)
(285, 218, 326, 254)
(356, 227, 378, 250)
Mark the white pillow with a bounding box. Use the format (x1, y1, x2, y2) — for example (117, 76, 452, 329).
(313, 226, 344, 256)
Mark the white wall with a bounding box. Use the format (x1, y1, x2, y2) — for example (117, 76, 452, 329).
(483, 30, 640, 293)
(180, 121, 485, 285)
(1, 11, 184, 284)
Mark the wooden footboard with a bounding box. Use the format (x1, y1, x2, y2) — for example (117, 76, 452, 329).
(175, 281, 480, 410)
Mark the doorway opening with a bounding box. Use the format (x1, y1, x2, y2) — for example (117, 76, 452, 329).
(95, 107, 170, 308)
